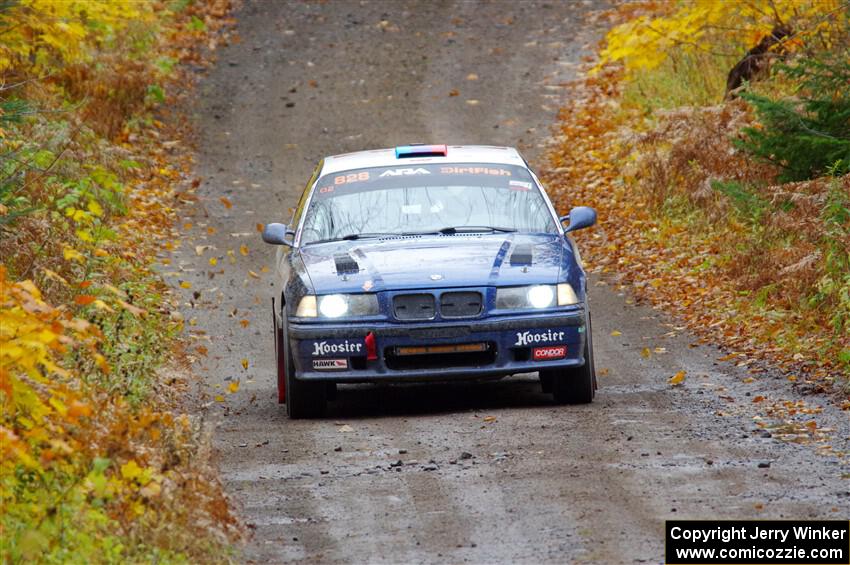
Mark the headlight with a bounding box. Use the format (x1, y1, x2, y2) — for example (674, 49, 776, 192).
(295, 295, 317, 317)
(319, 294, 348, 318)
(557, 283, 578, 305)
(496, 283, 578, 309)
(527, 285, 555, 308)
(295, 294, 379, 318)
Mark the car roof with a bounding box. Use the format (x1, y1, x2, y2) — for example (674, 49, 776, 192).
(321, 145, 528, 176)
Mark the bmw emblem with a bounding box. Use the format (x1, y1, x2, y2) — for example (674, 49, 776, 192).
(430, 274, 443, 281)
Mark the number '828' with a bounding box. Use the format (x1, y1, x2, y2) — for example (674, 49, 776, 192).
(334, 171, 370, 185)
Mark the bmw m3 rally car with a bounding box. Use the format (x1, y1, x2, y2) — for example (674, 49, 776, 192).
(262, 144, 598, 418)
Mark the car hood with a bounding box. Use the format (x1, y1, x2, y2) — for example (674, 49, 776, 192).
(298, 233, 566, 293)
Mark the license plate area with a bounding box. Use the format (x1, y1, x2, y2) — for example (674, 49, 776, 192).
(394, 342, 489, 356)
(386, 342, 495, 370)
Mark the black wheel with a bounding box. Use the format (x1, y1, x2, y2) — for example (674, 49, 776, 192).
(547, 313, 595, 404)
(282, 312, 326, 418)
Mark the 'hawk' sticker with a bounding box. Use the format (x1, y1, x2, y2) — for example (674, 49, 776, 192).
(313, 359, 348, 370)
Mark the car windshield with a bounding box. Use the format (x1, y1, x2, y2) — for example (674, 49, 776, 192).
(300, 163, 557, 244)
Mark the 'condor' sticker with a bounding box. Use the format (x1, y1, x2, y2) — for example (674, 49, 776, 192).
(313, 359, 348, 370)
(533, 346, 567, 360)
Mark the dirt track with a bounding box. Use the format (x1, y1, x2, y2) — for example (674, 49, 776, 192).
(171, 1, 850, 562)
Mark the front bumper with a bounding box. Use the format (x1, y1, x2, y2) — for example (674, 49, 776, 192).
(288, 309, 587, 382)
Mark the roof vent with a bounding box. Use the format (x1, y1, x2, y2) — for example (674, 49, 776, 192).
(395, 144, 448, 158)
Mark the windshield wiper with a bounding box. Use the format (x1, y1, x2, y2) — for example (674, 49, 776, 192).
(305, 233, 390, 245)
(400, 226, 517, 236)
(431, 226, 517, 235)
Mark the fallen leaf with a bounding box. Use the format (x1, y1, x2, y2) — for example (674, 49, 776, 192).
(140, 482, 161, 498)
(228, 381, 240, 393)
(75, 295, 96, 305)
(197, 345, 209, 356)
(466, 73, 479, 80)
(465, 99, 480, 106)
(42, 268, 69, 285)
(752, 395, 765, 403)
(610, 330, 622, 336)
(338, 424, 354, 432)
(241, 358, 249, 370)
(179, 281, 192, 289)
(256, 223, 264, 232)
(240, 319, 249, 328)
(239, 244, 249, 256)
(449, 89, 460, 97)
(121, 460, 142, 480)
(117, 299, 146, 317)
(220, 197, 233, 209)
(209, 257, 218, 266)
(248, 270, 260, 279)
(483, 416, 497, 423)
(640, 347, 651, 358)
(669, 370, 686, 386)
(214, 395, 225, 402)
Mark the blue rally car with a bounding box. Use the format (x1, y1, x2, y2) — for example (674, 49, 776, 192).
(262, 144, 598, 418)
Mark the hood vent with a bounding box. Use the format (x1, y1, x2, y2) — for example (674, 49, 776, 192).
(334, 253, 360, 274)
(509, 243, 533, 266)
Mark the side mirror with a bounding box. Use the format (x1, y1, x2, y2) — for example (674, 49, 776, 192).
(262, 222, 294, 246)
(560, 206, 597, 233)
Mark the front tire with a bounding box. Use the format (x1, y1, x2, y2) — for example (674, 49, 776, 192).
(546, 313, 595, 404)
(281, 311, 326, 418)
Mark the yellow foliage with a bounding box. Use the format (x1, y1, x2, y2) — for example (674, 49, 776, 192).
(0, 0, 155, 74)
(598, 0, 841, 77)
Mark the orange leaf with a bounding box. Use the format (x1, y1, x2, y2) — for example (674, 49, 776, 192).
(239, 319, 249, 328)
(669, 370, 686, 386)
(68, 400, 92, 419)
(220, 197, 233, 209)
(75, 295, 96, 305)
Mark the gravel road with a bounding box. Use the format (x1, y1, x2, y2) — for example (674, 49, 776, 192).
(171, 1, 850, 563)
